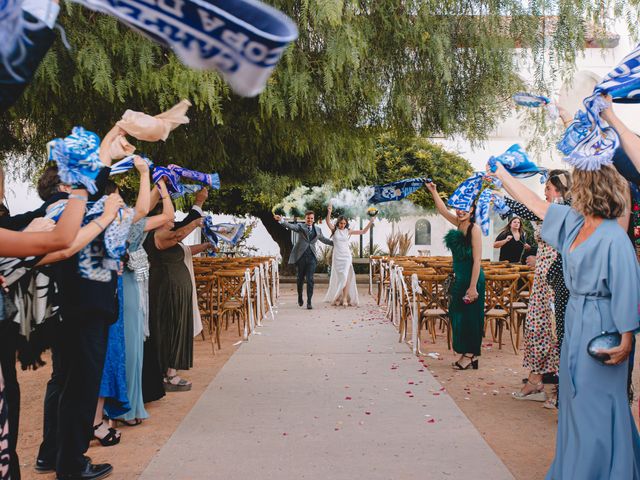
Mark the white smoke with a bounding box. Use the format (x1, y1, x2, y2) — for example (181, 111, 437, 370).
(273, 184, 433, 221)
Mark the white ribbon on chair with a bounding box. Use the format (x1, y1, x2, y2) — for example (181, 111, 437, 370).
(410, 273, 423, 356)
(397, 267, 410, 342)
(369, 258, 375, 295)
(242, 268, 255, 340)
(270, 259, 277, 305)
(253, 266, 264, 327)
(260, 262, 275, 321)
(386, 262, 397, 324)
(272, 259, 280, 299)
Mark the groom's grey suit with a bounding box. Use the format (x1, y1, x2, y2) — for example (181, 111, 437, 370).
(279, 220, 333, 306)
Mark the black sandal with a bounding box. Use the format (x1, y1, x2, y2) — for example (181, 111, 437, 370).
(115, 418, 143, 427)
(452, 354, 479, 370)
(164, 375, 192, 392)
(93, 422, 121, 447)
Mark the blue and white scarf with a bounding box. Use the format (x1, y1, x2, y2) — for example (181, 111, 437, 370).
(151, 166, 180, 193)
(561, 43, 640, 170)
(488, 144, 548, 186)
(203, 217, 244, 245)
(513, 92, 558, 121)
(47, 127, 104, 194)
(168, 164, 220, 189)
(449, 145, 546, 212)
(110, 155, 154, 176)
(69, 0, 298, 97)
(475, 190, 510, 236)
(0, 0, 51, 82)
(368, 178, 427, 204)
(170, 183, 202, 200)
(447, 172, 485, 212)
(78, 197, 134, 281)
(513, 92, 550, 108)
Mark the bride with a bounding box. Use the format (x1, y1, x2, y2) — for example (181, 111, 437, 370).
(323, 203, 376, 306)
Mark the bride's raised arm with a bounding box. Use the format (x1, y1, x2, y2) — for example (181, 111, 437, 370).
(350, 216, 375, 236)
(325, 202, 336, 232)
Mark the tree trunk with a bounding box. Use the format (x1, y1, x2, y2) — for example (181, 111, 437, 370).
(256, 210, 296, 275)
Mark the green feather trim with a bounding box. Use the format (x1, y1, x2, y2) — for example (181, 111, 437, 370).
(444, 229, 472, 260)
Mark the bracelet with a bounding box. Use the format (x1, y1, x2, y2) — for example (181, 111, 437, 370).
(69, 194, 88, 201)
(92, 219, 106, 231)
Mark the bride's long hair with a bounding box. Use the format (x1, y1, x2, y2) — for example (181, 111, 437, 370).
(331, 215, 350, 237)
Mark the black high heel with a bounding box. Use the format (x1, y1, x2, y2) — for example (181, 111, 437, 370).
(93, 422, 121, 447)
(452, 355, 478, 370)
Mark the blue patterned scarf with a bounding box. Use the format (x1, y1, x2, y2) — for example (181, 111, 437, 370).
(449, 145, 546, 212)
(475, 190, 510, 236)
(109, 155, 154, 176)
(203, 218, 244, 246)
(47, 127, 104, 194)
(561, 43, 640, 170)
(68, 0, 298, 97)
(168, 164, 220, 189)
(368, 178, 427, 204)
(151, 166, 180, 193)
(170, 183, 202, 200)
(78, 197, 134, 281)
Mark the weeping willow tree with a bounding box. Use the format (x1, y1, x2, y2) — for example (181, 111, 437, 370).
(1, 0, 638, 261)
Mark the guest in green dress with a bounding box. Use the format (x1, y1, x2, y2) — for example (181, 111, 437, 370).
(425, 181, 485, 370)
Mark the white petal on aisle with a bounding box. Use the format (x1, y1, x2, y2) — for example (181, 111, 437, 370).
(141, 286, 513, 480)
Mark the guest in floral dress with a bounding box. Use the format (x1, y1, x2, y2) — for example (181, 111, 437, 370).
(505, 170, 571, 405)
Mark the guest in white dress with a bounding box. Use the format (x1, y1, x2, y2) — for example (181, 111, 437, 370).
(324, 203, 376, 306)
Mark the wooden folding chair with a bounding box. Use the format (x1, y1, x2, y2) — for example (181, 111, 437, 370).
(217, 270, 248, 337)
(484, 273, 520, 354)
(194, 267, 220, 352)
(416, 274, 450, 349)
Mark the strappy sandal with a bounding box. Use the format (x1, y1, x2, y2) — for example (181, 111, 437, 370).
(512, 380, 547, 402)
(115, 418, 143, 427)
(543, 385, 559, 409)
(164, 375, 192, 392)
(452, 354, 479, 370)
(93, 422, 121, 447)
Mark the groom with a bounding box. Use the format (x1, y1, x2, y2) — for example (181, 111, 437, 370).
(274, 211, 333, 309)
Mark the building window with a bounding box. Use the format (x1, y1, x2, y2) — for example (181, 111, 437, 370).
(415, 219, 431, 245)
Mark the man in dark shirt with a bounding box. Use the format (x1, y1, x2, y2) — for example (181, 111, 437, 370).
(33, 166, 118, 480)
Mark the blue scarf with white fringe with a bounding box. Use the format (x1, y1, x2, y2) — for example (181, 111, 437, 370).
(560, 43, 640, 170)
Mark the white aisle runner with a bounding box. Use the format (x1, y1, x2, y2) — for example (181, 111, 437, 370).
(141, 286, 513, 480)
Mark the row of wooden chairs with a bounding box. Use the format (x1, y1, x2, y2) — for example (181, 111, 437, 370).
(372, 256, 534, 356)
(192, 256, 279, 353)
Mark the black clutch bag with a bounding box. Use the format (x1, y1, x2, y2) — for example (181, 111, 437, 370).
(587, 331, 621, 364)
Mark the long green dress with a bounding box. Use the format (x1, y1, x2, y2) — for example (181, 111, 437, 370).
(444, 229, 485, 356)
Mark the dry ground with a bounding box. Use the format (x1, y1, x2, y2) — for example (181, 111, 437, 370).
(15, 285, 640, 479)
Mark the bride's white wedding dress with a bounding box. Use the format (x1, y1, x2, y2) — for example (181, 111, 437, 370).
(324, 228, 359, 306)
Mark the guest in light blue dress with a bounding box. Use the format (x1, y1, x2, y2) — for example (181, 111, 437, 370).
(541, 202, 640, 480)
(491, 161, 640, 480)
(111, 219, 150, 424)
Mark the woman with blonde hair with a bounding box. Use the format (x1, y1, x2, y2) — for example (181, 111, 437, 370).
(489, 160, 640, 479)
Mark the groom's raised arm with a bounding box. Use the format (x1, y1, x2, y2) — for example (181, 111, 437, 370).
(274, 215, 302, 232)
